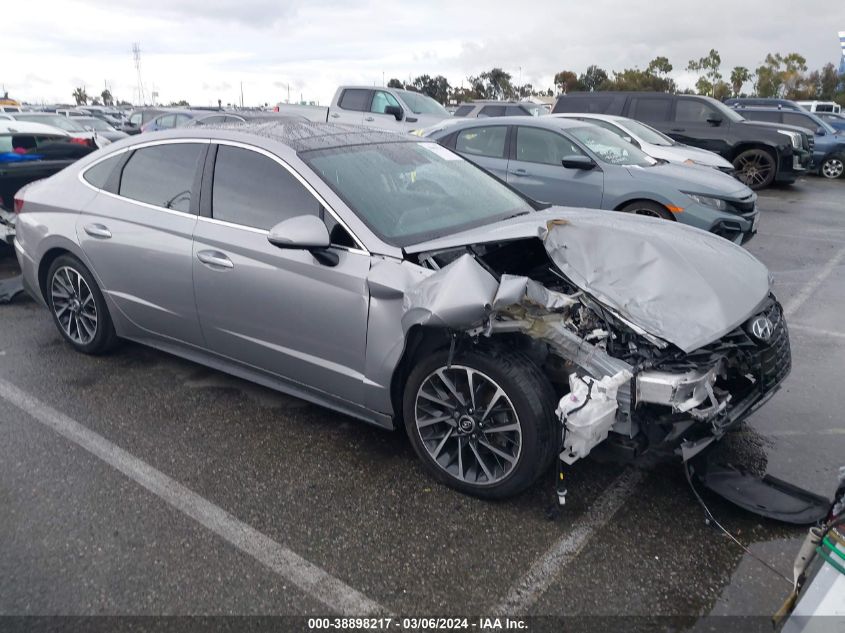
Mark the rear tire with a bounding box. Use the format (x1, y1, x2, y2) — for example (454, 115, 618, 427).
(733, 148, 776, 190)
(619, 200, 674, 220)
(403, 345, 558, 500)
(820, 155, 844, 179)
(46, 254, 118, 354)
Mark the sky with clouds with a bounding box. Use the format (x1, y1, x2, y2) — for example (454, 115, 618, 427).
(3, 0, 844, 107)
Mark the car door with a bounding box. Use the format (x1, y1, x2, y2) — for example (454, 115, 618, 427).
(507, 125, 604, 208)
(76, 141, 206, 345)
(365, 90, 404, 131)
(330, 89, 369, 125)
(452, 125, 510, 180)
(191, 142, 371, 404)
(668, 98, 729, 155)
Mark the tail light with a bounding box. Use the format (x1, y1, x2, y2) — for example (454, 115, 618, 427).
(69, 137, 89, 146)
(14, 194, 25, 213)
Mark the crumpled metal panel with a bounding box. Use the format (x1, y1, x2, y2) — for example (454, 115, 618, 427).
(541, 211, 770, 353)
(492, 274, 577, 312)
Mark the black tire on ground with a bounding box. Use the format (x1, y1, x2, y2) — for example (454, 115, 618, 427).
(619, 200, 675, 220)
(733, 148, 777, 190)
(46, 254, 118, 354)
(403, 345, 558, 500)
(819, 155, 845, 180)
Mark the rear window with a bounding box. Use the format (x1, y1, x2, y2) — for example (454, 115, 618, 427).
(119, 143, 203, 212)
(479, 105, 506, 117)
(629, 97, 672, 122)
(453, 105, 474, 117)
(553, 95, 621, 114)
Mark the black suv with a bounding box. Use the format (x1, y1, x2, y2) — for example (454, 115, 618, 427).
(552, 92, 813, 189)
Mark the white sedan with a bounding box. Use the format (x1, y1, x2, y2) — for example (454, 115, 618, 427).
(551, 113, 735, 172)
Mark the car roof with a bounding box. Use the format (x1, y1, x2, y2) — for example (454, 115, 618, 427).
(0, 120, 70, 135)
(442, 115, 585, 131)
(112, 121, 426, 154)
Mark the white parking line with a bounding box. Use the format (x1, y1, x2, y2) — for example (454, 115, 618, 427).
(497, 468, 643, 615)
(0, 377, 384, 616)
(783, 245, 845, 317)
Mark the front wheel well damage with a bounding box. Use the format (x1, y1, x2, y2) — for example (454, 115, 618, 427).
(389, 326, 558, 428)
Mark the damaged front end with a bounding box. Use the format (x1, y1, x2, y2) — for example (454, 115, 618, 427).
(403, 213, 791, 469)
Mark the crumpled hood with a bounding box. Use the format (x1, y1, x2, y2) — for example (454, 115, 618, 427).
(406, 208, 771, 352)
(626, 162, 752, 198)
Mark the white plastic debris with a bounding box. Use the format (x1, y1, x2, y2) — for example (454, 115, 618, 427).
(557, 370, 632, 465)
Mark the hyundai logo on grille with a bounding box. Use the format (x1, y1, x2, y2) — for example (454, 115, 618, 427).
(750, 315, 774, 342)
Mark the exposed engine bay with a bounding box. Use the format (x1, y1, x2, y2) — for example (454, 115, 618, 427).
(406, 222, 791, 466)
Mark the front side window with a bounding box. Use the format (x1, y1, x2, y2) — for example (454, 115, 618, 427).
(515, 126, 585, 165)
(212, 145, 321, 230)
(129, 113, 142, 125)
(119, 143, 202, 212)
(674, 99, 720, 123)
(455, 126, 507, 158)
(338, 89, 371, 112)
(156, 114, 176, 129)
(371, 91, 401, 114)
(303, 141, 533, 246)
(568, 126, 656, 167)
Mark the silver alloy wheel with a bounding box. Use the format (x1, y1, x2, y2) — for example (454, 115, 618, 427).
(51, 266, 98, 345)
(414, 365, 522, 486)
(821, 157, 844, 179)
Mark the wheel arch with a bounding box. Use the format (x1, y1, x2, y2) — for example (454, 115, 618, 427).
(612, 197, 678, 220)
(729, 142, 780, 169)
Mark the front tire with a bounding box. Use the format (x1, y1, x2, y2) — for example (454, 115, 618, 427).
(46, 254, 118, 354)
(403, 346, 558, 500)
(733, 148, 776, 190)
(820, 155, 844, 179)
(619, 200, 674, 220)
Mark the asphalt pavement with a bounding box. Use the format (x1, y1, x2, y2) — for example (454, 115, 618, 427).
(0, 176, 843, 629)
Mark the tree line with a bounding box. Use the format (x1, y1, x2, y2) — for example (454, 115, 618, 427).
(388, 49, 845, 105)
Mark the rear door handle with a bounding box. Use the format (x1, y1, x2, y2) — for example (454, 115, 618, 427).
(364, 116, 375, 122)
(83, 223, 112, 239)
(196, 250, 234, 270)
(510, 168, 528, 177)
(330, 113, 340, 118)
(670, 128, 685, 132)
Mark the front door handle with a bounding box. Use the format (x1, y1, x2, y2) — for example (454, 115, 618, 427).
(364, 116, 375, 122)
(670, 128, 686, 132)
(83, 223, 112, 239)
(510, 168, 528, 177)
(196, 250, 234, 270)
(330, 113, 340, 118)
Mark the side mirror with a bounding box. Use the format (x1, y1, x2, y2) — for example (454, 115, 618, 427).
(384, 105, 403, 121)
(706, 115, 723, 126)
(267, 215, 338, 266)
(816, 127, 826, 136)
(561, 155, 596, 170)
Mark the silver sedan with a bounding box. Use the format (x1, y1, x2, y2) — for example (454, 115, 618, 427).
(13, 122, 790, 500)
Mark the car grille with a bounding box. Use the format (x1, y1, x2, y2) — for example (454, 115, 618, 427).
(806, 135, 814, 153)
(751, 301, 791, 392)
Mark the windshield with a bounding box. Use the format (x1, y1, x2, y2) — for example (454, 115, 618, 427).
(568, 126, 657, 167)
(14, 114, 86, 133)
(615, 118, 675, 146)
(304, 142, 533, 246)
(395, 90, 450, 117)
(704, 97, 745, 123)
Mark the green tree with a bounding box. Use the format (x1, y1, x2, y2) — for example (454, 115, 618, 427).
(755, 52, 807, 98)
(72, 86, 89, 105)
(100, 89, 114, 106)
(819, 63, 839, 100)
(729, 66, 752, 97)
(480, 68, 515, 99)
(579, 65, 609, 92)
(387, 78, 404, 89)
(168, 100, 190, 107)
(687, 49, 722, 96)
(554, 70, 580, 94)
(411, 74, 451, 103)
(646, 56, 673, 77)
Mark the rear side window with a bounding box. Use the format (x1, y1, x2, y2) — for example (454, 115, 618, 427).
(455, 126, 507, 158)
(553, 95, 619, 114)
(453, 105, 474, 117)
(338, 89, 370, 112)
(83, 154, 123, 189)
(155, 114, 176, 129)
(212, 145, 322, 230)
(744, 110, 780, 123)
(119, 143, 203, 212)
(782, 112, 814, 131)
(479, 105, 506, 117)
(629, 97, 672, 122)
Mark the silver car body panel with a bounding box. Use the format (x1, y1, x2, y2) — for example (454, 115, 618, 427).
(14, 122, 775, 437)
